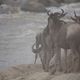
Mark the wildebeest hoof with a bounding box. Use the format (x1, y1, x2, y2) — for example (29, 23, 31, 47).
(44, 69, 49, 72)
(58, 68, 63, 72)
(63, 70, 67, 73)
(49, 69, 56, 75)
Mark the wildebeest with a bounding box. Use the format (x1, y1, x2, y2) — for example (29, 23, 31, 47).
(47, 9, 80, 74)
(32, 25, 54, 72)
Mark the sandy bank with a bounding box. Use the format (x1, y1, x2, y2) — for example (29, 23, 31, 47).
(0, 64, 80, 80)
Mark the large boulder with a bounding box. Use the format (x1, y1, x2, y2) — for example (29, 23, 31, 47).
(0, 4, 10, 14)
(38, 0, 51, 6)
(0, 4, 20, 14)
(21, 0, 46, 12)
(3, 0, 21, 7)
(49, 0, 61, 6)
(38, 0, 60, 6)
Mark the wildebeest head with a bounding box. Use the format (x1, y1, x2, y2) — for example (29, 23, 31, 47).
(47, 9, 66, 20)
(47, 9, 67, 33)
(71, 11, 80, 24)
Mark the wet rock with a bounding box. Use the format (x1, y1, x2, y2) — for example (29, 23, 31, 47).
(49, 0, 61, 6)
(0, 4, 10, 14)
(38, 0, 60, 6)
(0, 4, 20, 14)
(3, 0, 21, 7)
(21, 0, 46, 12)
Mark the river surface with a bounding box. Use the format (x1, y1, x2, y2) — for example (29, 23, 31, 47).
(0, 12, 47, 70)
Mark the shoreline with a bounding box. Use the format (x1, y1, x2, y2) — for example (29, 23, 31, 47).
(0, 64, 80, 80)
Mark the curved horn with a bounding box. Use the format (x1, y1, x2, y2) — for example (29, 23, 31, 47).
(61, 9, 64, 14)
(60, 9, 67, 17)
(74, 11, 78, 18)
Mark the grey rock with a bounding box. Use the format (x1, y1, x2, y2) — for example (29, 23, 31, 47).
(21, 0, 46, 12)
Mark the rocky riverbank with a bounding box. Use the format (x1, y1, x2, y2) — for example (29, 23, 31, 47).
(0, 64, 80, 80)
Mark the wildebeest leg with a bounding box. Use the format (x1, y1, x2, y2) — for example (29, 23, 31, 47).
(75, 47, 80, 72)
(71, 48, 75, 72)
(41, 58, 45, 70)
(38, 51, 45, 70)
(55, 46, 62, 72)
(64, 49, 67, 73)
(78, 52, 80, 72)
(44, 50, 49, 72)
(70, 44, 78, 72)
(34, 53, 38, 64)
(45, 50, 52, 72)
(33, 43, 39, 64)
(58, 48, 62, 72)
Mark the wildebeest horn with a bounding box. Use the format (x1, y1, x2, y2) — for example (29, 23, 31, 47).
(74, 11, 78, 18)
(61, 9, 64, 14)
(60, 9, 67, 17)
